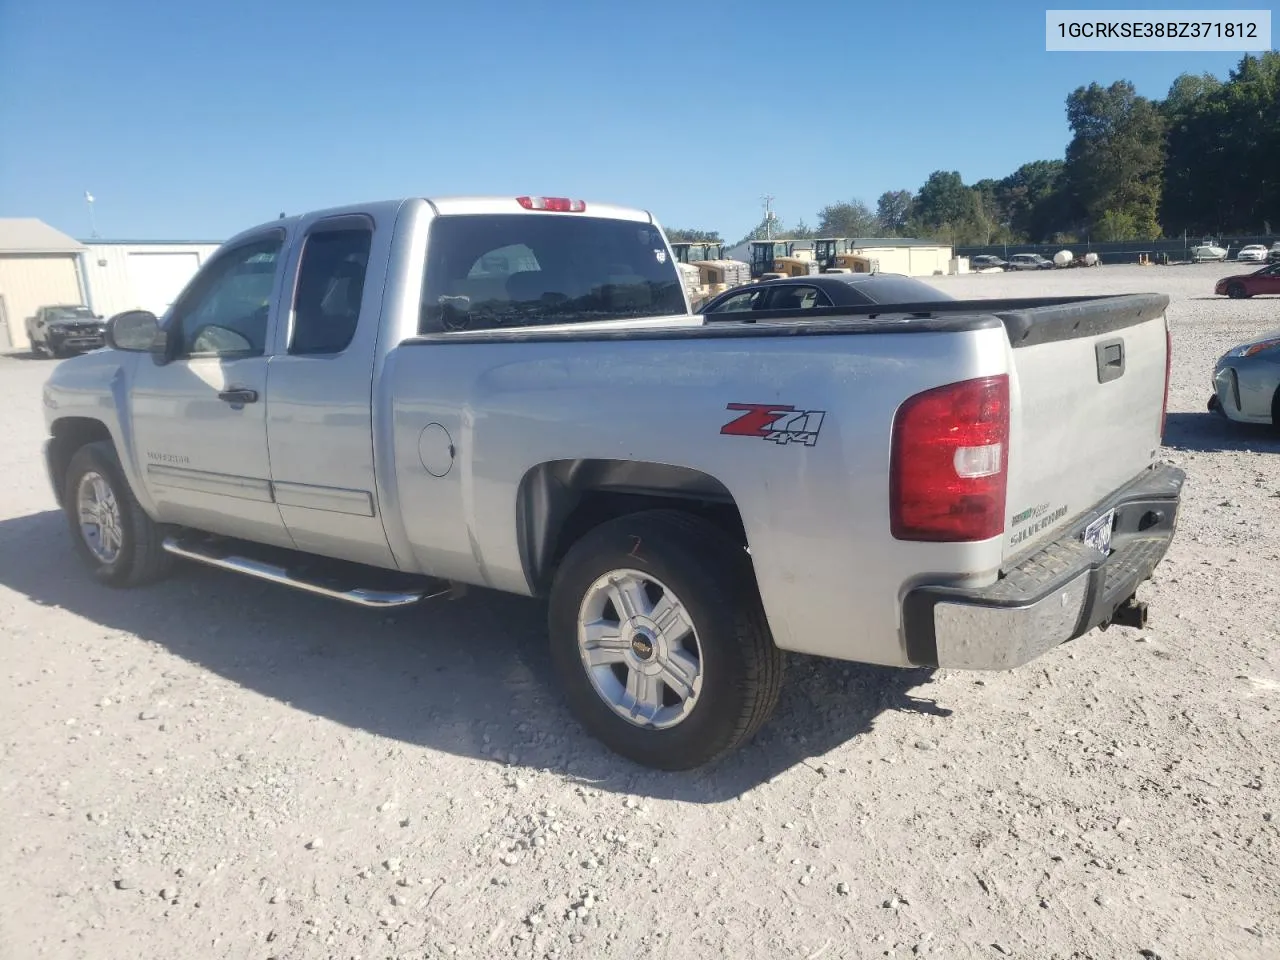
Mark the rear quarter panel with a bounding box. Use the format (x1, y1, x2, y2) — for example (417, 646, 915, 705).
(385, 326, 1012, 666)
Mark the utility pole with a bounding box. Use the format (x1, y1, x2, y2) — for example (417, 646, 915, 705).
(761, 195, 775, 241)
(84, 191, 99, 239)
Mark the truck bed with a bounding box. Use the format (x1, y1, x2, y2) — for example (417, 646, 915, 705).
(386, 291, 1170, 666)
(406, 293, 1168, 348)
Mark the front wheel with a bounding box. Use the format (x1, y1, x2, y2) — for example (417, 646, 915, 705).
(548, 510, 784, 770)
(1227, 283, 1249, 299)
(63, 441, 173, 587)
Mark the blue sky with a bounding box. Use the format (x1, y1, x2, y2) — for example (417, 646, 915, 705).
(0, 0, 1255, 244)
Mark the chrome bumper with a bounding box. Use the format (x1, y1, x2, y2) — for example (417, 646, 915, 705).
(901, 463, 1184, 670)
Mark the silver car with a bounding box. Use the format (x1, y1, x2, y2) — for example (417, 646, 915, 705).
(1209, 329, 1280, 427)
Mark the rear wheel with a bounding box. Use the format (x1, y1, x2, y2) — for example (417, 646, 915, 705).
(63, 441, 173, 587)
(1227, 282, 1249, 299)
(547, 510, 784, 770)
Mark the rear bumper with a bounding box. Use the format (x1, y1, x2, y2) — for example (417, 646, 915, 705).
(901, 463, 1185, 670)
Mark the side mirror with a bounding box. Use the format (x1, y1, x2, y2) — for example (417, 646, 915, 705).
(105, 310, 160, 352)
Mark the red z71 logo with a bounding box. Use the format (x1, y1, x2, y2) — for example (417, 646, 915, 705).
(720, 403, 826, 447)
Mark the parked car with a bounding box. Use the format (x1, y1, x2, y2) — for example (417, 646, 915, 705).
(26, 304, 106, 358)
(970, 255, 1007, 271)
(1213, 262, 1280, 299)
(1208, 328, 1280, 428)
(700, 273, 953, 314)
(40, 194, 1183, 770)
(1269, 242, 1280, 263)
(1006, 253, 1054, 271)
(1236, 244, 1269, 263)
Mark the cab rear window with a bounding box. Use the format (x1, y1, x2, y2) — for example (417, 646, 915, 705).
(419, 214, 685, 333)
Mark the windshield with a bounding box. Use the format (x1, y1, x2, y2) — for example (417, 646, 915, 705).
(420, 214, 685, 333)
(50, 306, 95, 318)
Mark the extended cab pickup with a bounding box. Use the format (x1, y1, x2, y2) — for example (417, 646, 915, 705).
(41, 195, 1184, 769)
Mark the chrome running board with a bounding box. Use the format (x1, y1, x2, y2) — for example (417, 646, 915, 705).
(162, 535, 454, 608)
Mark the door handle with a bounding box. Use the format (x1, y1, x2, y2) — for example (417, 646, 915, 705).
(217, 388, 259, 404)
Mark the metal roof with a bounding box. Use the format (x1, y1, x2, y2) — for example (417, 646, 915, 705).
(77, 238, 225, 246)
(845, 237, 947, 248)
(0, 218, 85, 254)
(748, 237, 948, 249)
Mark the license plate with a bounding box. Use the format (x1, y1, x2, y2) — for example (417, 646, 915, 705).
(1083, 509, 1115, 556)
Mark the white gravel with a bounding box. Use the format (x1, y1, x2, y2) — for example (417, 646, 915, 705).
(1, 262, 1277, 960)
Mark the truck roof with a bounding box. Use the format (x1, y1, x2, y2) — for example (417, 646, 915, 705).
(224, 196, 656, 249)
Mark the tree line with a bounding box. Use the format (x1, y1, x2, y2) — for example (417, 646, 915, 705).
(667, 52, 1278, 248)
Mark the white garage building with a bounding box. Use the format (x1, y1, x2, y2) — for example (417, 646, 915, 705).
(0, 218, 221, 351)
(82, 240, 222, 319)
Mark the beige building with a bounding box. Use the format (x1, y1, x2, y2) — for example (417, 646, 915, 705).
(0, 218, 221, 351)
(0, 219, 88, 351)
(839, 239, 954, 276)
(724, 237, 955, 278)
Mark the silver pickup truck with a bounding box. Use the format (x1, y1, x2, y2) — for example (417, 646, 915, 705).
(40, 195, 1184, 769)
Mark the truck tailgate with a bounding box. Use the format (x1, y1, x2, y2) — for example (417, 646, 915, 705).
(1000, 294, 1169, 563)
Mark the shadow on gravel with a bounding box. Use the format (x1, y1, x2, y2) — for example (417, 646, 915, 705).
(1, 350, 52, 362)
(0, 509, 946, 802)
(1163, 411, 1279, 453)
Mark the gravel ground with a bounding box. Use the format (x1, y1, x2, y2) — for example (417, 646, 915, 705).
(1, 262, 1277, 960)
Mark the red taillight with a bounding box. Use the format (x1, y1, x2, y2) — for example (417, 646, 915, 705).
(516, 196, 586, 212)
(890, 375, 1010, 542)
(1161, 322, 1172, 439)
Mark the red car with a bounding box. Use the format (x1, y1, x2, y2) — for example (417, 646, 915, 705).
(1215, 262, 1280, 299)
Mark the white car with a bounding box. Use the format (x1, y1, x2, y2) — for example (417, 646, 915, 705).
(1237, 244, 1268, 263)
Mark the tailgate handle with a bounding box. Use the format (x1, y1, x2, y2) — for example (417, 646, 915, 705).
(1095, 338, 1125, 383)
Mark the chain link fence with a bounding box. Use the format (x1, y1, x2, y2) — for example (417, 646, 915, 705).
(956, 235, 1277, 265)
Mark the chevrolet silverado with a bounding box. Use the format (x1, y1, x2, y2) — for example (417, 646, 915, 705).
(40, 195, 1183, 769)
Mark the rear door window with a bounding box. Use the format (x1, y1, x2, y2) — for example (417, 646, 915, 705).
(704, 288, 765, 313)
(290, 226, 372, 355)
(762, 285, 832, 310)
(420, 214, 685, 333)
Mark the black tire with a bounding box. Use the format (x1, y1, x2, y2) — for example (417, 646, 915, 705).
(547, 509, 784, 770)
(63, 441, 173, 587)
(1227, 282, 1248, 299)
(1271, 387, 1280, 433)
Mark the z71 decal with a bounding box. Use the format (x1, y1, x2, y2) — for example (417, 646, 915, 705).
(720, 403, 826, 447)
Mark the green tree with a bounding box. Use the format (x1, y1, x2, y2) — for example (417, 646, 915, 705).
(1160, 72, 1227, 233)
(1094, 209, 1139, 241)
(997, 160, 1070, 241)
(665, 228, 723, 243)
(875, 190, 914, 234)
(815, 200, 878, 237)
(1063, 80, 1165, 238)
(735, 215, 813, 246)
(1205, 52, 1279, 232)
(913, 171, 971, 230)
(969, 179, 1009, 244)
(789, 219, 816, 240)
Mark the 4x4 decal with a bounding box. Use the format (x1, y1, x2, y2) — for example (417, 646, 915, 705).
(720, 403, 826, 447)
